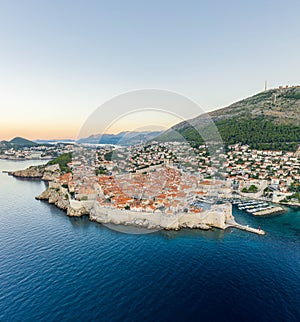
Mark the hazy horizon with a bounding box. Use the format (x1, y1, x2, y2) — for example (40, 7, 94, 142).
(1, 0, 300, 140)
(1, 84, 299, 141)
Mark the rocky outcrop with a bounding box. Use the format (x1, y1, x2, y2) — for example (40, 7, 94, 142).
(9, 163, 60, 180)
(36, 186, 69, 211)
(42, 164, 60, 181)
(67, 206, 89, 217)
(12, 163, 93, 218)
(10, 165, 44, 178)
(179, 223, 211, 230)
(36, 182, 90, 217)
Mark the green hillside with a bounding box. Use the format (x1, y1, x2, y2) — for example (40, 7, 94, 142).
(47, 152, 72, 173)
(9, 137, 39, 148)
(156, 86, 300, 151)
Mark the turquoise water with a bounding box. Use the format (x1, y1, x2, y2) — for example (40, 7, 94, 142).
(0, 160, 299, 321)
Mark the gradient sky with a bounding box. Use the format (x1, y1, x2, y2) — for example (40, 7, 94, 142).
(1, 0, 300, 140)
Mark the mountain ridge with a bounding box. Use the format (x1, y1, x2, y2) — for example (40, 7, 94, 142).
(0, 137, 39, 149)
(156, 85, 300, 151)
(77, 130, 162, 145)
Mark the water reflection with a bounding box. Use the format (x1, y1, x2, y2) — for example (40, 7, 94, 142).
(159, 227, 227, 241)
(68, 215, 92, 229)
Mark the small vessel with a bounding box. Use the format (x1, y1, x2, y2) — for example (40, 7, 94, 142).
(234, 199, 274, 215)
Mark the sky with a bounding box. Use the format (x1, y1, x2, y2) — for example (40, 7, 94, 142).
(1, 0, 300, 140)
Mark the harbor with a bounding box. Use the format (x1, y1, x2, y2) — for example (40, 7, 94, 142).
(232, 199, 285, 216)
(192, 198, 266, 235)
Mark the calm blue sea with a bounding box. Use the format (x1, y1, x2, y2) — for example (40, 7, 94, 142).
(0, 160, 299, 322)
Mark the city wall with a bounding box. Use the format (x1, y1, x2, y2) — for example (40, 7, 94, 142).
(88, 201, 233, 230)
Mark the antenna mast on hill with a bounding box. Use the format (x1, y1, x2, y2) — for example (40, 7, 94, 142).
(264, 80, 267, 91)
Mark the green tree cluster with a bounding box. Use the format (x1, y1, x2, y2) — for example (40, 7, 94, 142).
(47, 152, 72, 173)
(242, 185, 258, 193)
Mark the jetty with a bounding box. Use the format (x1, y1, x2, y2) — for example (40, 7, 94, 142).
(226, 219, 265, 235)
(252, 206, 284, 216)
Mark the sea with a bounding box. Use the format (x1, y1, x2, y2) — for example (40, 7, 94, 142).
(0, 160, 299, 322)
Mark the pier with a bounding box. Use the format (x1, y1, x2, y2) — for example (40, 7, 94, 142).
(252, 206, 284, 216)
(226, 219, 266, 235)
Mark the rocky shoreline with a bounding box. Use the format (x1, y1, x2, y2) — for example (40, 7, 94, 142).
(7, 164, 61, 181)
(35, 183, 89, 217)
(7, 164, 265, 234)
(5, 164, 86, 217)
(34, 181, 234, 231)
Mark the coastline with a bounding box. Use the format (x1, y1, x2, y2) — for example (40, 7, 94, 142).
(0, 156, 52, 161)
(6, 163, 266, 235)
(36, 184, 265, 234)
(2, 161, 299, 322)
(35, 182, 235, 231)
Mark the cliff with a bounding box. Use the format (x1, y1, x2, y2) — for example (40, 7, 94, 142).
(36, 186, 69, 211)
(10, 165, 44, 178)
(9, 164, 60, 181)
(36, 182, 89, 217)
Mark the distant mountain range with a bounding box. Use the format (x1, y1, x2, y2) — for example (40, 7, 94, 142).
(2, 87, 300, 151)
(35, 139, 75, 145)
(0, 137, 39, 149)
(156, 86, 300, 151)
(0, 131, 163, 149)
(77, 131, 163, 145)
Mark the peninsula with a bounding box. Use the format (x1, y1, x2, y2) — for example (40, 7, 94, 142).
(7, 86, 300, 233)
(7, 149, 265, 235)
